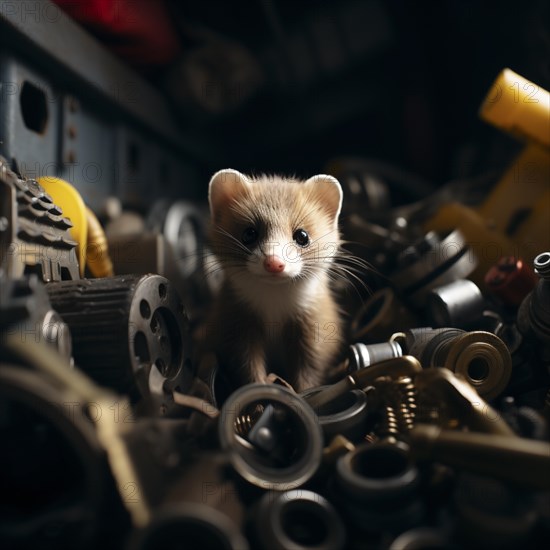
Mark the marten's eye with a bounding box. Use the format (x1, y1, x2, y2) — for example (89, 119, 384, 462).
(293, 228, 309, 247)
(242, 227, 258, 245)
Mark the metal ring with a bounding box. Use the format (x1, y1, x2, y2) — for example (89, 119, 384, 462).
(255, 490, 346, 550)
(300, 386, 369, 442)
(128, 503, 248, 550)
(444, 331, 512, 400)
(219, 384, 323, 490)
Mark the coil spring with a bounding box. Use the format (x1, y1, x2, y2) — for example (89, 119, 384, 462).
(234, 405, 265, 437)
(366, 376, 419, 441)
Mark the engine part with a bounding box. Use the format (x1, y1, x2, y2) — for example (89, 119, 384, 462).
(253, 490, 346, 550)
(453, 474, 538, 549)
(484, 256, 537, 308)
(405, 328, 512, 400)
(218, 383, 323, 490)
(305, 356, 422, 412)
(427, 279, 485, 328)
(414, 368, 515, 436)
(0, 275, 72, 361)
(45, 274, 192, 412)
(0, 364, 106, 549)
(37, 176, 89, 277)
(410, 424, 550, 490)
(146, 199, 205, 280)
(346, 339, 403, 372)
(517, 252, 550, 355)
(351, 287, 418, 343)
(392, 229, 478, 307)
(300, 386, 369, 442)
(127, 503, 249, 550)
(335, 441, 423, 534)
(388, 528, 451, 550)
(0, 156, 80, 281)
(366, 376, 418, 442)
(500, 397, 548, 440)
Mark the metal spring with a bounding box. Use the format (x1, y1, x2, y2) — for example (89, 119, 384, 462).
(234, 414, 255, 437)
(234, 404, 265, 438)
(365, 376, 419, 441)
(396, 376, 417, 432)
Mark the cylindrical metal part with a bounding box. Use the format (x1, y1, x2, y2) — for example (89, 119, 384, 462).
(300, 386, 369, 442)
(484, 256, 537, 307)
(454, 474, 538, 549)
(392, 229, 478, 307)
(410, 424, 550, 489)
(388, 528, 451, 550)
(335, 441, 422, 533)
(127, 503, 249, 550)
(46, 274, 192, 409)
(406, 328, 512, 400)
(517, 252, 550, 352)
(351, 288, 418, 343)
(305, 356, 422, 412)
(534, 252, 550, 280)
(218, 384, 323, 490)
(254, 490, 346, 550)
(427, 279, 485, 328)
(0, 365, 105, 549)
(347, 340, 403, 372)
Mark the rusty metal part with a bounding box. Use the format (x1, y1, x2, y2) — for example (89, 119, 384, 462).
(411, 424, 550, 490)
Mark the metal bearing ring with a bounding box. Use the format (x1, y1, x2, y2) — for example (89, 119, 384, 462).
(444, 331, 512, 401)
(254, 490, 346, 550)
(300, 385, 369, 442)
(218, 384, 323, 490)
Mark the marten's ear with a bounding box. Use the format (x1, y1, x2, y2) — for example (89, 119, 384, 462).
(208, 169, 250, 220)
(305, 174, 343, 223)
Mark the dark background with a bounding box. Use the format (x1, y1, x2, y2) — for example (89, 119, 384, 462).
(61, 0, 550, 192)
(163, 0, 550, 185)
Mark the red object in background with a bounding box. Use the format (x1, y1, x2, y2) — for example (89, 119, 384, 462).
(54, 0, 181, 68)
(484, 256, 538, 308)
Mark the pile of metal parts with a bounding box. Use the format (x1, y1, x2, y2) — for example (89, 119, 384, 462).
(1, 69, 550, 550)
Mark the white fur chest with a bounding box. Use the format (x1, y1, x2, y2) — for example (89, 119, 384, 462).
(230, 275, 323, 331)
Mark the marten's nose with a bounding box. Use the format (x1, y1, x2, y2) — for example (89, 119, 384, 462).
(264, 255, 285, 273)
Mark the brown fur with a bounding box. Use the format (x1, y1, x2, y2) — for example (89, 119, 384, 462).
(207, 170, 343, 392)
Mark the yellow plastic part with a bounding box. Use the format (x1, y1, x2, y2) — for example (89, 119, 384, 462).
(426, 69, 550, 284)
(38, 176, 88, 276)
(477, 143, 550, 250)
(85, 207, 114, 278)
(479, 68, 550, 149)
